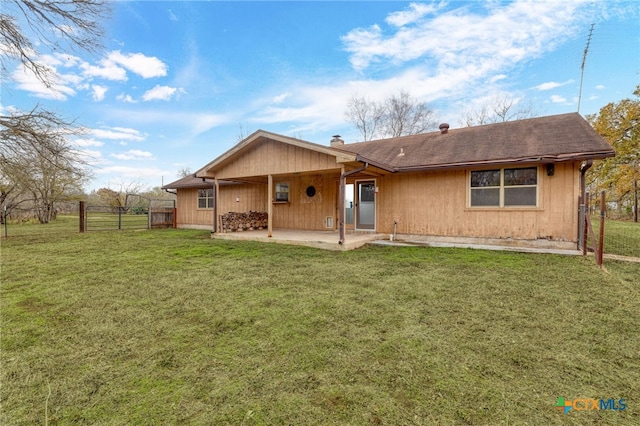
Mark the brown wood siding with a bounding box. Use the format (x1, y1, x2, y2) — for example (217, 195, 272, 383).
(271, 174, 337, 230)
(215, 140, 341, 179)
(376, 162, 579, 242)
(217, 183, 268, 216)
(175, 188, 214, 227)
(216, 174, 337, 231)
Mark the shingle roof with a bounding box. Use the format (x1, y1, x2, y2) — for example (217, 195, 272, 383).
(162, 175, 215, 189)
(336, 113, 614, 171)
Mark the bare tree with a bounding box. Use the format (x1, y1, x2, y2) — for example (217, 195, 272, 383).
(95, 182, 145, 211)
(345, 95, 385, 141)
(1, 0, 109, 89)
(0, 1, 110, 220)
(177, 167, 192, 178)
(0, 118, 88, 223)
(460, 95, 535, 127)
(384, 91, 437, 137)
(0, 106, 85, 168)
(345, 90, 437, 141)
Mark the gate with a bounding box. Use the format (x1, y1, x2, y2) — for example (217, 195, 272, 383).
(149, 199, 176, 229)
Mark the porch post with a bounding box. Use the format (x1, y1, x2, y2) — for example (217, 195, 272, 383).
(339, 166, 345, 244)
(213, 178, 219, 234)
(267, 174, 273, 237)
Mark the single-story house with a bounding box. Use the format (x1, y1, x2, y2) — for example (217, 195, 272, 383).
(164, 113, 614, 249)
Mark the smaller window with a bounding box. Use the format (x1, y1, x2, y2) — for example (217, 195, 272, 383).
(198, 188, 214, 208)
(275, 182, 289, 202)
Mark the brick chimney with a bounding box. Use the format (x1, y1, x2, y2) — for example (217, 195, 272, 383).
(330, 135, 344, 147)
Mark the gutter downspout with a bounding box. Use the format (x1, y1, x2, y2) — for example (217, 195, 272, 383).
(339, 162, 369, 245)
(578, 160, 593, 249)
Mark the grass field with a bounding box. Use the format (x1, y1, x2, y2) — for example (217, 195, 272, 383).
(1, 224, 639, 425)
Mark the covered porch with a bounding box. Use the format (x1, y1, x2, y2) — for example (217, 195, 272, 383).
(212, 228, 386, 251)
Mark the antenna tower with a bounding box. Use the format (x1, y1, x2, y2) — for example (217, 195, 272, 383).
(577, 23, 595, 114)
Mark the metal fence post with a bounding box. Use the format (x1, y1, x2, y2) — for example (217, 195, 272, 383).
(79, 201, 85, 233)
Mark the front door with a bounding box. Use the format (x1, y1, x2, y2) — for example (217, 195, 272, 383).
(356, 180, 376, 230)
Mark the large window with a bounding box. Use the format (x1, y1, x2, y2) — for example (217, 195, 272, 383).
(470, 167, 537, 207)
(275, 182, 289, 202)
(198, 188, 214, 208)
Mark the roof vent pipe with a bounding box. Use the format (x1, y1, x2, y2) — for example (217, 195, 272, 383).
(330, 135, 344, 147)
(439, 123, 450, 134)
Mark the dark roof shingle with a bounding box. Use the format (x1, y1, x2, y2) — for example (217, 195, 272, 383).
(337, 113, 614, 171)
(162, 175, 215, 189)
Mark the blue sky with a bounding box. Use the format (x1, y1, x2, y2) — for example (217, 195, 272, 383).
(3, 0, 639, 191)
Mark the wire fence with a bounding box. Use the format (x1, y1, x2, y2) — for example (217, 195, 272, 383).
(592, 217, 640, 259)
(1, 199, 175, 238)
(85, 205, 150, 231)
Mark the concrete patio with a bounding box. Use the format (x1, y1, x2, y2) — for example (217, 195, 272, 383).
(212, 228, 386, 251)
(212, 228, 590, 256)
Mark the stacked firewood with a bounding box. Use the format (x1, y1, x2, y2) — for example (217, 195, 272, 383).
(220, 211, 268, 232)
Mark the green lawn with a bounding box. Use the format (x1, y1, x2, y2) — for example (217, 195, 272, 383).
(1, 225, 639, 425)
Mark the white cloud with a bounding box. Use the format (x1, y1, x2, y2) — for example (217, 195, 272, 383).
(142, 85, 178, 101)
(78, 149, 104, 165)
(342, 1, 585, 72)
(595, 85, 605, 90)
(92, 85, 108, 101)
(12, 63, 76, 100)
(111, 149, 155, 160)
(91, 127, 147, 141)
(81, 60, 128, 81)
(550, 94, 567, 103)
(272, 93, 290, 104)
(107, 51, 167, 78)
(74, 138, 104, 147)
(385, 2, 442, 27)
(533, 80, 574, 91)
(117, 93, 137, 103)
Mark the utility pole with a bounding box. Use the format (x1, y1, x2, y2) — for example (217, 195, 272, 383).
(577, 23, 595, 114)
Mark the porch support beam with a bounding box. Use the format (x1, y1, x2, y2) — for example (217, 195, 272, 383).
(213, 178, 219, 234)
(267, 174, 273, 237)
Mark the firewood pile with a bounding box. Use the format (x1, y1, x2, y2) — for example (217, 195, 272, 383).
(220, 211, 268, 232)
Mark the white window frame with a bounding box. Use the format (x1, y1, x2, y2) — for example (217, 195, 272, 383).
(197, 188, 214, 209)
(469, 166, 538, 208)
